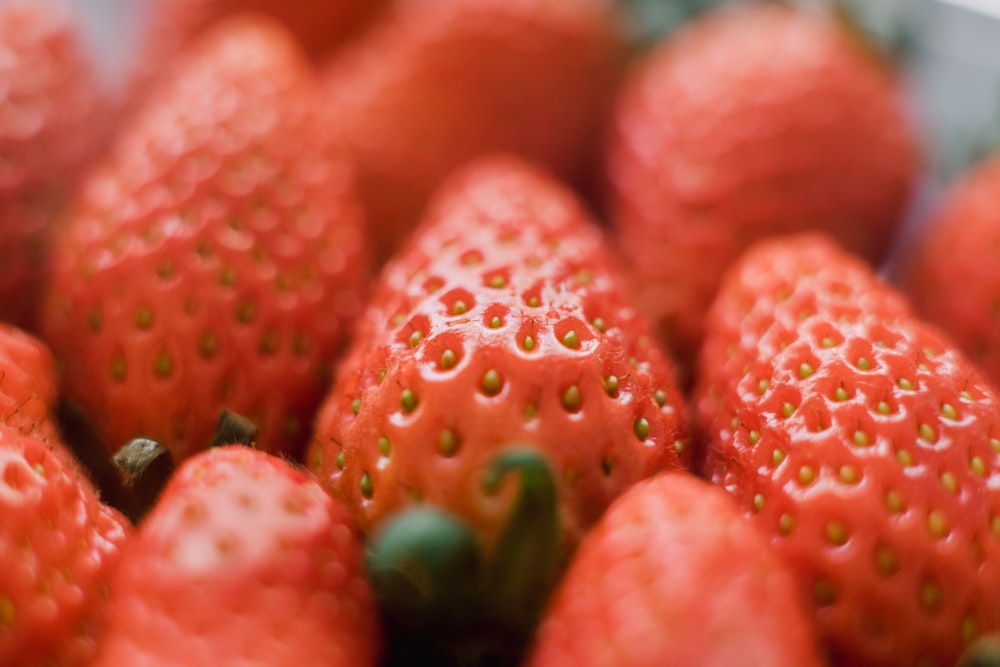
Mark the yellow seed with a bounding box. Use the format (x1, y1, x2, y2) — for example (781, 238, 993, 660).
(821, 336, 836, 348)
(920, 580, 943, 610)
(524, 403, 537, 420)
(0, 596, 14, 626)
(826, 521, 849, 546)
(875, 546, 899, 575)
(857, 357, 871, 370)
(782, 402, 795, 418)
(561, 385, 581, 412)
(813, 579, 835, 605)
(772, 448, 785, 465)
(400, 390, 418, 413)
(654, 390, 667, 407)
(839, 465, 859, 484)
(111, 355, 127, 382)
(971, 457, 987, 477)
(940, 472, 958, 494)
(991, 515, 1000, 537)
(488, 275, 506, 289)
(438, 429, 460, 457)
(928, 510, 949, 539)
(853, 430, 870, 447)
(634, 418, 650, 441)
(451, 301, 468, 315)
(360, 473, 374, 499)
(835, 387, 849, 401)
(799, 362, 814, 379)
(481, 370, 503, 396)
(876, 401, 891, 415)
(351, 398, 361, 415)
(748, 430, 760, 445)
(896, 450, 913, 467)
(758, 378, 769, 394)
(991, 438, 1000, 453)
(440, 349, 457, 370)
(778, 513, 795, 535)
(409, 331, 423, 348)
(562, 330, 580, 349)
(335, 451, 344, 470)
(378, 437, 391, 457)
(527, 296, 540, 307)
(752, 494, 764, 512)
(898, 378, 914, 390)
(490, 316, 502, 328)
(522, 336, 535, 352)
(674, 439, 685, 456)
(963, 615, 979, 643)
(591, 317, 606, 333)
(135, 308, 154, 330)
(798, 466, 815, 485)
(941, 403, 958, 420)
(919, 423, 937, 443)
(153, 353, 172, 378)
(886, 490, 905, 513)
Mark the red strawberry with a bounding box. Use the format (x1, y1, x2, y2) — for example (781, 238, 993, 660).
(0, 1, 111, 330)
(604, 2, 919, 380)
(321, 0, 625, 264)
(526, 472, 823, 667)
(125, 0, 385, 109)
(40, 15, 369, 465)
(0, 424, 131, 667)
(900, 153, 1000, 391)
(307, 155, 690, 553)
(91, 445, 380, 667)
(694, 233, 1000, 667)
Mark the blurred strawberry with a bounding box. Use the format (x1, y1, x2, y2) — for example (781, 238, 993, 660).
(91, 445, 380, 667)
(0, 1, 111, 330)
(0, 424, 131, 667)
(604, 1, 920, 382)
(526, 472, 824, 667)
(321, 0, 625, 264)
(40, 15, 369, 466)
(125, 0, 386, 110)
(900, 152, 1000, 391)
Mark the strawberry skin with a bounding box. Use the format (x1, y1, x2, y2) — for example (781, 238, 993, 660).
(695, 233, 1000, 667)
(91, 446, 380, 667)
(0, 1, 111, 330)
(40, 15, 369, 464)
(321, 0, 624, 264)
(307, 156, 690, 550)
(605, 2, 919, 378)
(0, 425, 131, 667)
(900, 153, 1000, 391)
(526, 472, 823, 667)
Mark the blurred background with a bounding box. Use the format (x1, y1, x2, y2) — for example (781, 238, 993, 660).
(61, 0, 1000, 183)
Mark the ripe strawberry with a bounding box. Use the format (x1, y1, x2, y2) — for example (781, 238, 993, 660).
(899, 152, 1000, 391)
(125, 0, 385, 109)
(526, 472, 823, 667)
(40, 15, 369, 465)
(694, 233, 1000, 667)
(321, 0, 624, 264)
(0, 1, 111, 330)
(0, 424, 131, 667)
(307, 155, 690, 553)
(604, 1, 919, 380)
(91, 445, 380, 667)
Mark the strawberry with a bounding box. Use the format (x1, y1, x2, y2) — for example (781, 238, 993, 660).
(0, 424, 131, 667)
(91, 445, 380, 667)
(307, 154, 690, 553)
(525, 472, 824, 667)
(320, 0, 625, 264)
(125, 0, 385, 110)
(40, 15, 369, 465)
(899, 152, 1000, 391)
(694, 233, 1000, 667)
(604, 1, 920, 381)
(0, 1, 111, 330)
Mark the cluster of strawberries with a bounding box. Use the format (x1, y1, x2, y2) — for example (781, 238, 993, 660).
(2, 0, 1000, 666)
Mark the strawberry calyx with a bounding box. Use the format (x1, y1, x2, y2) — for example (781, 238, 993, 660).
(111, 409, 259, 523)
(367, 447, 560, 667)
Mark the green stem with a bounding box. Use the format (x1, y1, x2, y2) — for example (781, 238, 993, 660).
(959, 635, 1000, 667)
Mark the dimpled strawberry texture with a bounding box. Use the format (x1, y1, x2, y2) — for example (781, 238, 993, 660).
(695, 234, 1000, 667)
(92, 447, 379, 667)
(605, 2, 919, 374)
(321, 0, 624, 264)
(0, 426, 131, 667)
(40, 16, 369, 464)
(308, 156, 690, 550)
(902, 154, 1000, 392)
(526, 473, 823, 667)
(0, 2, 110, 329)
